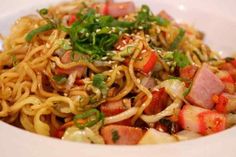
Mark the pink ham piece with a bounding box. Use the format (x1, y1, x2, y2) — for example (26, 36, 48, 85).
(179, 104, 226, 135)
(107, 2, 135, 17)
(59, 51, 87, 78)
(158, 10, 174, 21)
(100, 99, 130, 117)
(186, 63, 225, 109)
(93, 1, 135, 17)
(141, 77, 156, 89)
(101, 125, 143, 145)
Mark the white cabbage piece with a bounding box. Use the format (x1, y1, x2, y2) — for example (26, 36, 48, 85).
(138, 128, 177, 145)
(174, 130, 202, 141)
(156, 79, 186, 99)
(62, 126, 91, 143)
(62, 121, 105, 144)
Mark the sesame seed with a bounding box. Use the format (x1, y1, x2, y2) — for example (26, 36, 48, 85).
(137, 79, 141, 83)
(122, 40, 127, 45)
(117, 71, 121, 75)
(142, 49, 147, 53)
(46, 43, 50, 48)
(116, 45, 121, 50)
(138, 26, 143, 29)
(96, 29, 101, 33)
(101, 56, 108, 60)
(108, 61, 114, 64)
(120, 46, 125, 50)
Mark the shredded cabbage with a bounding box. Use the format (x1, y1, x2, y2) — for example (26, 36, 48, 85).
(62, 121, 104, 144)
(157, 79, 186, 99)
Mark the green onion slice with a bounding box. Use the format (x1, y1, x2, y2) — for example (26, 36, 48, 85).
(73, 109, 104, 129)
(154, 16, 170, 27)
(39, 8, 48, 16)
(25, 24, 55, 42)
(169, 28, 185, 50)
(53, 75, 67, 84)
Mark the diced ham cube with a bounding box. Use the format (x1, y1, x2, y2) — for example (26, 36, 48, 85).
(108, 2, 135, 17)
(58, 51, 86, 78)
(101, 125, 143, 145)
(179, 104, 226, 135)
(144, 88, 169, 115)
(61, 51, 82, 64)
(179, 65, 198, 80)
(186, 64, 225, 109)
(158, 10, 174, 21)
(100, 99, 130, 117)
(100, 99, 132, 126)
(92, 1, 135, 17)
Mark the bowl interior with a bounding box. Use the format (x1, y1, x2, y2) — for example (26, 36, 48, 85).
(0, 0, 236, 157)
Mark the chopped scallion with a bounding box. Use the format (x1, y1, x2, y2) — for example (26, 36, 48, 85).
(53, 75, 67, 84)
(39, 8, 48, 16)
(92, 74, 108, 97)
(73, 109, 104, 129)
(111, 129, 120, 143)
(169, 28, 185, 50)
(173, 51, 190, 68)
(25, 24, 55, 42)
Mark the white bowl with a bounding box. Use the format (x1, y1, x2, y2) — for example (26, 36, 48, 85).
(0, 0, 236, 157)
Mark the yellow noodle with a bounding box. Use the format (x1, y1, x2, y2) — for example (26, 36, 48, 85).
(22, 104, 38, 116)
(128, 40, 153, 124)
(10, 96, 42, 114)
(14, 81, 31, 101)
(36, 73, 57, 98)
(20, 112, 35, 132)
(51, 56, 102, 73)
(51, 107, 71, 118)
(44, 96, 78, 114)
(0, 100, 10, 117)
(105, 66, 123, 87)
(34, 107, 51, 136)
(107, 65, 134, 102)
(23, 45, 45, 61)
(31, 44, 58, 65)
(16, 86, 31, 103)
(23, 63, 37, 92)
(104, 107, 138, 125)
